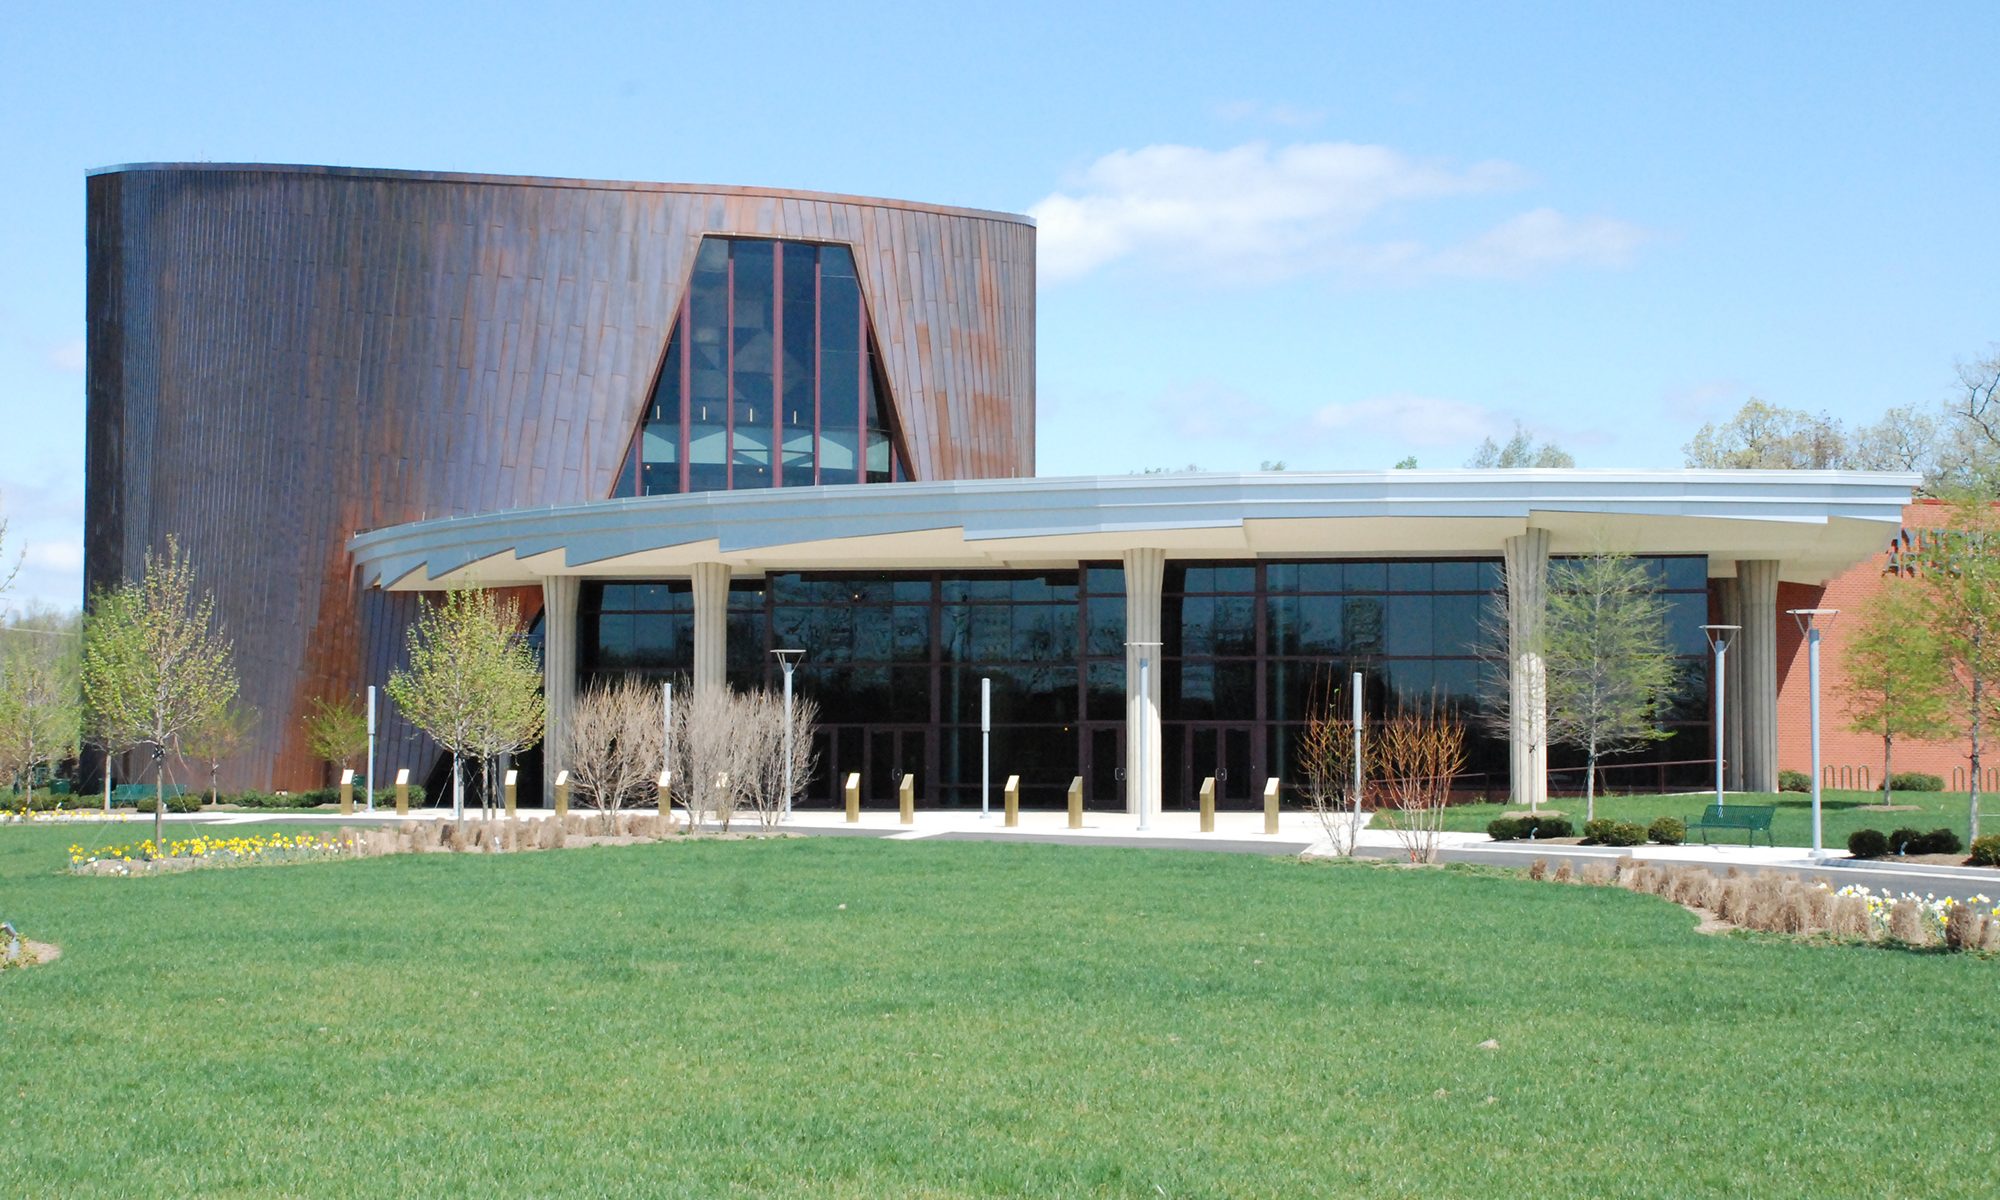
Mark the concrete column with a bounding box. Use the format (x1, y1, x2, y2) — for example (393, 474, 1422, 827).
(1502, 529, 1550, 810)
(691, 562, 730, 694)
(1715, 575, 1747, 791)
(1735, 560, 1780, 793)
(1123, 548, 1165, 819)
(540, 576, 579, 799)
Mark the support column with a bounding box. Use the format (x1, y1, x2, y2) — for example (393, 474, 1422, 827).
(1503, 529, 1550, 810)
(691, 562, 730, 694)
(1123, 548, 1165, 819)
(540, 576, 579, 800)
(1736, 560, 1780, 794)
(1716, 575, 1747, 791)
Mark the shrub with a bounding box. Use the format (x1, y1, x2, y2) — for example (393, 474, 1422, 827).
(1970, 835, 2000, 867)
(1778, 770, 1812, 793)
(1582, 818, 1646, 847)
(1847, 828, 1890, 859)
(1647, 817, 1685, 845)
(1889, 827, 1925, 855)
(1917, 827, 1963, 856)
(1888, 772, 1943, 792)
(1535, 817, 1575, 839)
(1487, 818, 1525, 841)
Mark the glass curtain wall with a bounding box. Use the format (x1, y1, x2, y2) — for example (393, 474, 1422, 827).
(574, 557, 1711, 809)
(611, 237, 910, 497)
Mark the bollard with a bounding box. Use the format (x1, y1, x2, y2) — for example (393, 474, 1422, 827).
(1004, 775, 1020, 827)
(844, 772, 860, 823)
(658, 770, 673, 824)
(1199, 776, 1215, 833)
(553, 769, 570, 819)
(1067, 776, 1083, 829)
(503, 769, 517, 819)
(394, 768, 410, 816)
(898, 774, 914, 825)
(1263, 777, 1281, 835)
(339, 768, 355, 816)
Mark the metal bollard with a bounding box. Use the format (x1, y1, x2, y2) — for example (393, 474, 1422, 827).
(844, 772, 860, 823)
(1264, 777, 1281, 835)
(898, 775, 914, 825)
(1067, 776, 1083, 829)
(503, 769, 517, 819)
(1004, 775, 1020, 827)
(658, 770, 673, 823)
(1199, 776, 1215, 832)
(339, 768, 355, 816)
(394, 768, 409, 816)
(553, 769, 570, 819)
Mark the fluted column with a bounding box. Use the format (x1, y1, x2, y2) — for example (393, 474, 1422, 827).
(1715, 576, 1746, 791)
(540, 576, 579, 799)
(1503, 530, 1550, 810)
(691, 562, 730, 695)
(1123, 548, 1165, 820)
(1736, 560, 1780, 793)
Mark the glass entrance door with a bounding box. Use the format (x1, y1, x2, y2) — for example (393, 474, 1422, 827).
(866, 727, 931, 804)
(1083, 724, 1124, 809)
(1184, 724, 1256, 809)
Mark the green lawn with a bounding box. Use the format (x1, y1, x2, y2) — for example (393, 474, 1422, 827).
(1440, 788, 1984, 848)
(2, 825, 1996, 1198)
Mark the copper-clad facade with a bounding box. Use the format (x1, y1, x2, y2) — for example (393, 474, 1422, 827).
(85, 163, 1036, 789)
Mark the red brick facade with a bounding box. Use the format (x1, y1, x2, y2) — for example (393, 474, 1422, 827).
(1773, 500, 1997, 791)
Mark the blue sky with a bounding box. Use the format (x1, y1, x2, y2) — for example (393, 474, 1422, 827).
(3, 2, 1997, 611)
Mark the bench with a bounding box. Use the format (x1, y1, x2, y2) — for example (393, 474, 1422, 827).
(110, 783, 188, 804)
(1687, 803, 1776, 847)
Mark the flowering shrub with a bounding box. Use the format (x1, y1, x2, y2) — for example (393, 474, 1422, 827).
(69, 831, 359, 874)
(1833, 885, 1998, 946)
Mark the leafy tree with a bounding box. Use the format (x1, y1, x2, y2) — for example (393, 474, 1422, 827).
(1466, 422, 1576, 468)
(303, 695, 369, 784)
(0, 605, 83, 804)
(385, 588, 544, 820)
(1839, 585, 1953, 805)
(1541, 552, 1680, 821)
(1683, 399, 1847, 469)
(1914, 500, 2000, 840)
(182, 699, 255, 807)
(79, 537, 239, 850)
(1392, 455, 1418, 470)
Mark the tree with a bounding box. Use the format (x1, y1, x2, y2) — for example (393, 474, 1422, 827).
(1914, 500, 2000, 841)
(1393, 455, 1418, 470)
(78, 537, 239, 851)
(182, 699, 255, 807)
(385, 588, 544, 821)
(1466, 422, 1576, 468)
(1839, 585, 1952, 805)
(560, 674, 665, 811)
(1371, 707, 1467, 864)
(303, 695, 370, 785)
(1541, 552, 1680, 821)
(1683, 399, 1848, 469)
(1298, 678, 1364, 855)
(0, 605, 83, 804)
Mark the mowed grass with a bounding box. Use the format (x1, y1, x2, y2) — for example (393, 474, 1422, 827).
(2, 825, 1997, 1198)
(1439, 788, 1985, 848)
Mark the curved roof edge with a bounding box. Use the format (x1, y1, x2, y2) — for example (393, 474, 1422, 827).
(348, 469, 1920, 592)
(85, 161, 1036, 228)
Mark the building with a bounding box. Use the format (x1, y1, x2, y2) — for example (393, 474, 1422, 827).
(87, 162, 1918, 810)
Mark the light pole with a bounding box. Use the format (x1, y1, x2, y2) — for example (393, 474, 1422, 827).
(1699, 624, 1739, 810)
(1127, 640, 1162, 832)
(1786, 609, 1839, 855)
(980, 675, 992, 820)
(772, 649, 804, 817)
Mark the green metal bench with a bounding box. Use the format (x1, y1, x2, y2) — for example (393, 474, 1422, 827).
(1687, 803, 1776, 847)
(110, 783, 188, 804)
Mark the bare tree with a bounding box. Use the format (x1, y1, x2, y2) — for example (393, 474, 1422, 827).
(670, 688, 748, 833)
(1683, 399, 1848, 469)
(561, 675, 666, 811)
(1372, 708, 1467, 864)
(739, 689, 819, 829)
(1298, 682, 1364, 855)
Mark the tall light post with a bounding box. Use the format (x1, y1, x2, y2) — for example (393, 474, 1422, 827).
(980, 675, 992, 820)
(1786, 609, 1839, 855)
(365, 685, 378, 813)
(1128, 640, 1162, 832)
(772, 649, 804, 817)
(1699, 624, 1739, 810)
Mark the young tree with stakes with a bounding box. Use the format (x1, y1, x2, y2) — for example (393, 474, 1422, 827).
(1541, 551, 1680, 821)
(1839, 585, 1952, 806)
(303, 694, 370, 787)
(181, 699, 255, 808)
(1914, 500, 2000, 841)
(0, 605, 83, 805)
(385, 588, 544, 820)
(78, 537, 238, 850)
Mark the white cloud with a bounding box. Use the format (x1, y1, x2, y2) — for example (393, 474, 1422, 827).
(1030, 141, 1647, 286)
(1213, 99, 1327, 129)
(1307, 394, 1514, 448)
